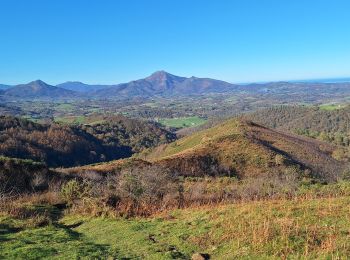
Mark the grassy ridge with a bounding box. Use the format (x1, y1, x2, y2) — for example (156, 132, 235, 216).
(2, 194, 350, 259)
(144, 118, 343, 179)
(147, 119, 243, 159)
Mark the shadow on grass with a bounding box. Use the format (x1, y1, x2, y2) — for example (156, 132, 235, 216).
(0, 223, 22, 235)
(0, 203, 119, 259)
(0, 221, 114, 259)
(0, 223, 23, 242)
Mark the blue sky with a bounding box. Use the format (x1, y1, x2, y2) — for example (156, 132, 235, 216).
(0, 0, 349, 85)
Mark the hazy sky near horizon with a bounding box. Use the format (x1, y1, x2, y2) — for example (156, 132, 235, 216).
(0, 0, 349, 85)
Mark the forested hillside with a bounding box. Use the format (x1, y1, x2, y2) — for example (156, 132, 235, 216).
(0, 115, 175, 167)
(81, 115, 176, 153)
(244, 105, 350, 147)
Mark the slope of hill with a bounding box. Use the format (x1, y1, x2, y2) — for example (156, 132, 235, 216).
(0, 115, 175, 167)
(144, 119, 344, 180)
(56, 81, 111, 92)
(3, 80, 77, 99)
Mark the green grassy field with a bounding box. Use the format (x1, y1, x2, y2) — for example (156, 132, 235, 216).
(55, 103, 74, 111)
(159, 116, 207, 129)
(319, 103, 346, 111)
(225, 96, 238, 104)
(2, 194, 350, 259)
(21, 115, 42, 123)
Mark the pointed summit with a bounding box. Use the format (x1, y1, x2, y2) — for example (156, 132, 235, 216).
(28, 80, 51, 89)
(146, 70, 186, 83)
(146, 70, 175, 80)
(31, 79, 47, 85)
(150, 70, 168, 76)
(144, 71, 186, 92)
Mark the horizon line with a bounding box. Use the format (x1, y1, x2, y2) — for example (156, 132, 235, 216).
(2, 73, 350, 86)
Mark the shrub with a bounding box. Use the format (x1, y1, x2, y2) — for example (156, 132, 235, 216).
(116, 165, 182, 216)
(341, 168, 350, 181)
(60, 179, 91, 205)
(274, 154, 286, 166)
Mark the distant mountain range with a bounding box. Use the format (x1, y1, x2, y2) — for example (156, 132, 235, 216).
(1, 71, 350, 100)
(93, 71, 236, 97)
(0, 71, 239, 99)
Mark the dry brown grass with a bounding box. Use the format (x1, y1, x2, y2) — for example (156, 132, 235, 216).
(160, 196, 350, 258)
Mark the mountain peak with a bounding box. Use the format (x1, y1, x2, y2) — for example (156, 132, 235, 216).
(151, 70, 170, 75)
(28, 80, 50, 87)
(147, 70, 173, 80)
(145, 70, 188, 83)
(143, 71, 187, 92)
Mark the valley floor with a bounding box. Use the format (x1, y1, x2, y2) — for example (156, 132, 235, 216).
(1, 196, 350, 259)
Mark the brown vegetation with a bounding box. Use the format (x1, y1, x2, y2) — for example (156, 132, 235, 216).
(2, 117, 350, 218)
(0, 115, 175, 167)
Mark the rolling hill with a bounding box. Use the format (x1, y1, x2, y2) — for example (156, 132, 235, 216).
(74, 118, 346, 182)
